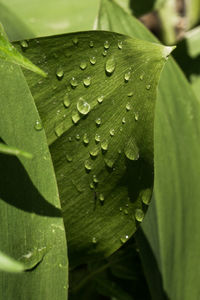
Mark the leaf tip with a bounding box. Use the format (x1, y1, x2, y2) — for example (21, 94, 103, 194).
(162, 45, 176, 59)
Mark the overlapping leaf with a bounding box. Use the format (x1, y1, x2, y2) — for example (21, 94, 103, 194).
(15, 31, 171, 266)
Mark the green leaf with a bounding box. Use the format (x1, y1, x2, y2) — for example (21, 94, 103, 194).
(97, 1, 200, 299)
(0, 251, 24, 273)
(185, 0, 200, 29)
(0, 142, 33, 159)
(0, 0, 100, 41)
(0, 53, 68, 298)
(15, 31, 172, 266)
(0, 24, 46, 77)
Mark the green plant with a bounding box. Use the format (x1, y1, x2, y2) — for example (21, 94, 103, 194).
(0, 1, 200, 299)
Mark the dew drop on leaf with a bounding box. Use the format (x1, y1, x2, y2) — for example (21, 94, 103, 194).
(76, 134, 80, 141)
(135, 209, 144, 222)
(90, 146, 99, 157)
(127, 92, 133, 97)
(84, 159, 92, 171)
(97, 96, 104, 104)
(20, 40, 28, 49)
(90, 56, 96, 65)
(101, 140, 108, 151)
(89, 41, 94, 48)
(95, 117, 101, 126)
(72, 110, 80, 124)
(135, 112, 139, 121)
(83, 133, 89, 145)
(146, 84, 151, 90)
(102, 50, 107, 57)
(77, 97, 90, 115)
(72, 37, 78, 45)
(70, 77, 78, 88)
(124, 71, 131, 82)
(118, 40, 123, 49)
(126, 103, 131, 111)
(56, 68, 64, 80)
(120, 235, 129, 244)
(105, 56, 116, 75)
(140, 74, 144, 81)
(95, 134, 101, 143)
(141, 189, 152, 205)
(122, 117, 126, 124)
(93, 175, 99, 183)
(92, 237, 97, 244)
(54, 125, 63, 137)
(124, 209, 129, 215)
(66, 154, 73, 162)
(99, 193, 105, 203)
(34, 120, 43, 131)
(109, 129, 115, 136)
(124, 138, 139, 161)
(104, 40, 110, 49)
(83, 77, 91, 87)
(63, 94, 70, 108)
(80, 61, 87, 70)
(90, 182, 94, 189)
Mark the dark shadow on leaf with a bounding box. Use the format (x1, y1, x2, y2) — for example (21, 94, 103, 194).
(0, 151, 61, 217)
(135, 228, 170, 300)
(173, 39, 200, 80)
(129, 0, 156, 17)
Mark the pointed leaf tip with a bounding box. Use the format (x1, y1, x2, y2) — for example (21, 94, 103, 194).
(162, 45, 176, 59)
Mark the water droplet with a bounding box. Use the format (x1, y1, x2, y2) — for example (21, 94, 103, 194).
(54, 125, 63, 137)
(99, 193, 104, 203)
(66, 154, 72, 162)
(83, 133, 89, 145)
(135, 208, 144, 222)
(140, 74, 144, 80)
(34, 120, 42, 131)
(119, 207, 122, 212)
(56, 68, 64, 80)
(120, 235, 129, 244)
(89, 41, 94, 48)
(146, 84, 151, 90)
(126, 103, 131, 111)
(76, 134, 80, 141)
(70, 77, 78, 88)
(90, 56, 96, 65)
(90, 182, 94, 189)
(77, 97, 90, 115)
(80, 61, 87, 70)
(95, 134, 101, 143)
(141, 189, 152, 205)
(90, 146, 99, 157)
(118, 40, 123, 49)
(135, 112, 139, 121)
(104, 158, 114, 168)
(109, 129, 115, 136)
(124, 209, 128, 215)
(105, 56, 115, 75)
(127, 92, 133, 97)
(102, 50, 107, 57)
(124, 138, 139, 161)
(104, 40, 110, 49)
(93, 175, 99, 183)
(85, 159, 92, 171)
(72, 37, 78, 45)
(124, 71, 131, 82)
(63, 94, 70, 108)
(97, 96, 104, 104)
(72, 110, 80, 124)
(92, 237, 97, 244)
(122, 117, 126, 124)
(101, 140, 108, 151)
(95, 117, 101, 126)
(83, 77, 91, 87)
(20, 40, 28, 49)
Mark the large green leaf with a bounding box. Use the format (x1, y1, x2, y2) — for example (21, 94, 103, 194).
(0, 29, 68, 299)
(98, 1, 200, 299)
(15, 31, 172, 266)
(0, 0, 100, 41)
